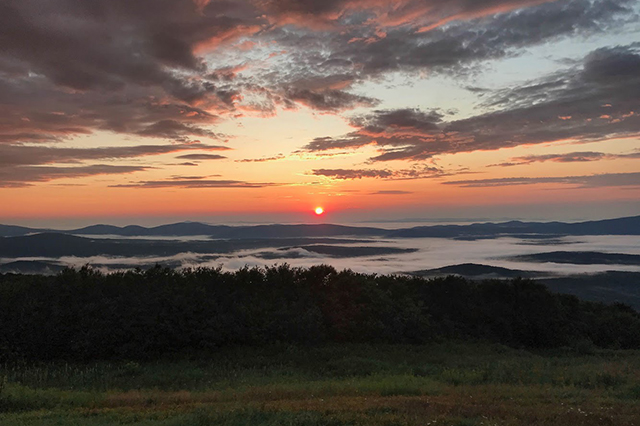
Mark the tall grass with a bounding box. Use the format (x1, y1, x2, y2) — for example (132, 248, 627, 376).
(1, 343, 640, 425)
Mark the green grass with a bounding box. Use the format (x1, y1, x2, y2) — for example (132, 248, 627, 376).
(2, 343, 640, 425)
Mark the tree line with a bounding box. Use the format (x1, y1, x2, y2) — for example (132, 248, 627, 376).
(0, 265, 638, 361)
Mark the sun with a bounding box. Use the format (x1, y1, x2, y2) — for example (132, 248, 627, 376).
(314, 207, 324, 215)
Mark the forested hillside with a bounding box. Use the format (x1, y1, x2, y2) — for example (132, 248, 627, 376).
(1, 265, 639, 361)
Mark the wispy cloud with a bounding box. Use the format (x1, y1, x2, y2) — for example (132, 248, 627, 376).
(175, 154, 227, 160)
(111, 179, 278, 189)
(443, 172, 640, 188)
(0, 165, 149, 187)
(236, 154, 286, 163)
(370, 190, 413, 195)
(0, 143, 231, 168)
(488, 151, 640, 167)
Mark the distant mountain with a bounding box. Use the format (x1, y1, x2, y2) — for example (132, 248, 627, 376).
(563, 216, 640, 235)
(0, 233, 147, 257)
(212, 224, 388, 239)
(70, 224, 144, 235)
(388, 215, 640, 238)
(408, 263, 547, 279)
(513, 251, 640, 265)
(69, 223, 230, 236)
(0, 224, 45, 237)
(147, 222, 232, 236)
(68, 223, 385, 238)
(0, 233, 396, 258)
(1, 215, 639, 238)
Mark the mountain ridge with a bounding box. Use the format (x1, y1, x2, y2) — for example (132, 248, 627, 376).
(1, 215, 639, 238)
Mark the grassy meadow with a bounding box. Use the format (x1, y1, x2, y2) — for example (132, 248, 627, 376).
(2, 342, 640, 425)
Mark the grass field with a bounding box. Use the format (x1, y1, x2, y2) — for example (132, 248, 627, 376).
(1, 343, 640, 425)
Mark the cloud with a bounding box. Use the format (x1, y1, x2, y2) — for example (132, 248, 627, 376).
(313, 169, 394, 179)
(236, 154, 286, 163)
(312, 165, 446, 180)
(301, 44, 640, 161)
(443, 172, 640, 188)
(207, 0, 634, 120)
(301, 107, 452, 161)
(0, 143, 231, 167)
(136, 120, 224, 140)
(268, 0, 634, 91)
(0, 0, 263, 166)
(111, 179, 276, 189)
(169, 175, 219, 180)
(285, 88, 379, 111)
(0, 165, 148, 187)
(0, 0, 260, 98)
(175, 153, 227, 160)
(0, 76, 225, 145)
(260, 0, 559, 29)
(370, 190, 413, 195)
(488, 151, 640, 167)
(0, 0, 636, 188)
(302, 108, 446, 161)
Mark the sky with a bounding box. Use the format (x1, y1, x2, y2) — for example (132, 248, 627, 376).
(1, 0, 639, 227)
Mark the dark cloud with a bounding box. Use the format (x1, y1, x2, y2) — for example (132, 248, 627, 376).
(313, 169, 395, 179)
(303, 136, 372, 152)
(285, 88, 379, 111)
(268, 0, 634, 93)
(0, 0, 260, 164)
(301, 108, 452, 161)
(301, 44, 640, 161)
(136, 120, 223, 140)
(0, 143, 230, 167)
(208, 0, 634, 120)
(354, 109, 444, 133)
(0, 0, 260, 99)
(0, 0, 631, 141)
(303, 108, 445, 160)
(443, 172, 640, 188)
(0, 0, 636, 186)
(0, 75, 223, 144)
(311, 165, 446, 180)
(260, 0, 559, 29)
(0, 164, 148, 187)
(111, 179, 274, 189)
(175, 153, 227, 160)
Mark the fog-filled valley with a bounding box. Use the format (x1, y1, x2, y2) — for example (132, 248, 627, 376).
(1, 216, 639, 276)
(2, 216, 640, 310)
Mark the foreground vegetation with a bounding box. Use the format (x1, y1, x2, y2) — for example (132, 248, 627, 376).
(1, 343, 640, 425)
(1, 266, 639, 424)
(1, 265, 640, 362)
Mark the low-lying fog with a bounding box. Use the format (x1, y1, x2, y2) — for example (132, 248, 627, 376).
(3, 234, 640, 275)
